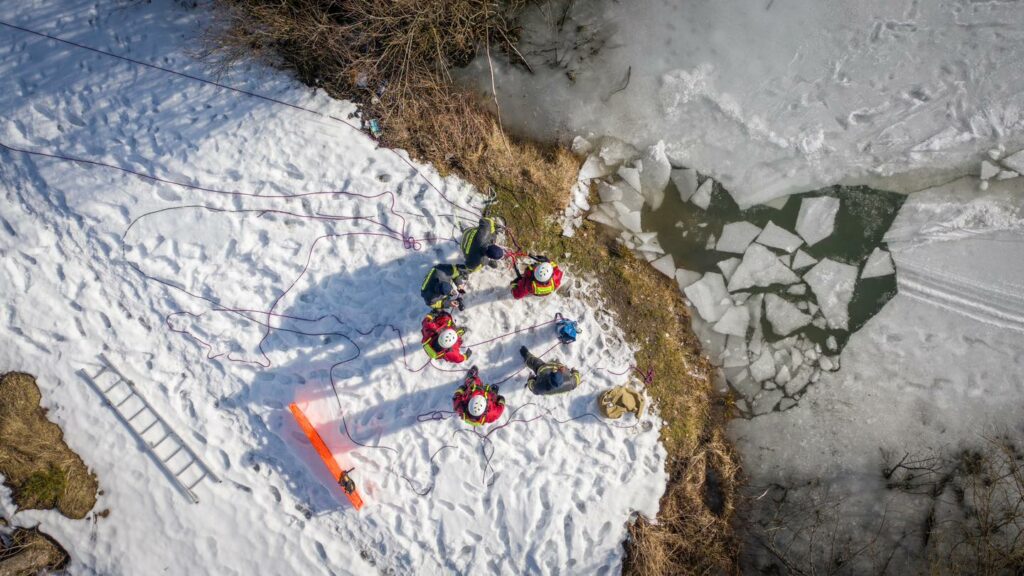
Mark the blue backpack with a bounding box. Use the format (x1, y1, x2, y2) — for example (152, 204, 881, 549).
(555, 313, 580, 344)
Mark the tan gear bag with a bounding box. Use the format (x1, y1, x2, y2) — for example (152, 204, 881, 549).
(598, 386, 644, 419)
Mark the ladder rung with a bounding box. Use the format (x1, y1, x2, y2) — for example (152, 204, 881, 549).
(162, 445, 183, 463)
(175, 460, 195, 476)
(126, 406, 147, 421)
(113, 394, 132, 408)
(150, 434, 170, 449)
(139, 420, 160, 435)
(103, 380, 121, 394)
(187, 472, 207, 490)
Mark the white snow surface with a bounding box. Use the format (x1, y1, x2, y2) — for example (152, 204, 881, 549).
(463, 0, 1024, 207)
(0, 2, 667, 574)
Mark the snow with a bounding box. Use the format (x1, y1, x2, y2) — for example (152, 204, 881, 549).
(716, 221, 761, 254)
(671, 168, 699, 202)
(683, 273, 730, 323)
(764, 295, 812, 337)
(0, 2, 668, 574)
(713, 306, 750, 337)
(795, 196, 840, 246)
(803, 259, 859, 330)
(727, 244, 800, 292)
(755, 221, 803, 253)
(790, 249, 818, 270)
(691, 178, 713, 210)
(861, 247, 895, 279)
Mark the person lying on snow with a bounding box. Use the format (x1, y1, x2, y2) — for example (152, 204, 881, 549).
(421, 311, 471, 363)
(519, 346, 580, 395)
(421, 263, 468, 311)
(511, 256, 562, 299)
(452, 366, 505, 426)
(461, 216, 506, 273)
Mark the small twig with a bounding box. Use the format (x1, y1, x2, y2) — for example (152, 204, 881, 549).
(602, 65, 631, 102)
(485, 28, 512, 155)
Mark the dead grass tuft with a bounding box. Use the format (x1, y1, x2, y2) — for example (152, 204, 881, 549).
(0, 527, 70, 576)
(0, 372, 98, 520)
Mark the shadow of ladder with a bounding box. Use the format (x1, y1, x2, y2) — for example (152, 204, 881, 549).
(77, 354, 221, 504)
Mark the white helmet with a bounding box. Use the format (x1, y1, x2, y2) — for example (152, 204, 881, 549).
(534, 262, 554, 283)
(468, 395, 488, 418)
(438, 328, 459, 349)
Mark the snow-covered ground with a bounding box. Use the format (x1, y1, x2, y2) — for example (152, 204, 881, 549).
(0, 2, 667, 574)
(464, 0, 1024, 206)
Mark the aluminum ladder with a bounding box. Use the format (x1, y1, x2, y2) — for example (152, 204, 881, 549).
(78, 354, 220, 503)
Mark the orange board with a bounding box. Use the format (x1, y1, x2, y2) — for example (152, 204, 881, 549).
(289, 403, 364, 510)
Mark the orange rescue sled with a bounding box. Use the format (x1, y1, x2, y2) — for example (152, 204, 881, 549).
(289, 403, 364, 510)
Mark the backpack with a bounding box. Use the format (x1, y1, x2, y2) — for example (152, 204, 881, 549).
(554, 313, 580, 344)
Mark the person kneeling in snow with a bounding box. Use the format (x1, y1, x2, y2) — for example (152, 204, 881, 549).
(511, 256, 562, 299)
(461, 216, 506, 273)
(452, 366, 505, 426)
(520, 346, 580, 395)
(421, 263, 469, 311)
(421, 311, 471, 363)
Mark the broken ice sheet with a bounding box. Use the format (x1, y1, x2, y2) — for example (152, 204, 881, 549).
(713, 305, 750, 337)
(716, 221, 762, 254)
(756, 221, 803, 253)
(804, 258, 858, 330)
(795, 196, 840, 246)
(728, 244, 800, 291)
(691, 178, 713, 210)
(671, 168, 699, 202)
(764, 294, 812, 336)
(861, 247, 894, 279)
(683, 272, 730, 322)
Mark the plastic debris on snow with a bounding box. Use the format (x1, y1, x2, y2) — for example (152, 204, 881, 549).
(727, 244, 801, 291)
(803, 258, 858, 330)
(691, 177, 714, 210)
(764, 294, 812, 336)
(861, 247, 895, 279)
(795, 196, 840, 246)
(756, 221, 803, 253)
(716, 221, 762, 254)
(684, 272, 731, 322)
(790, 249, 817, 270)
(671, 168, 699, 202)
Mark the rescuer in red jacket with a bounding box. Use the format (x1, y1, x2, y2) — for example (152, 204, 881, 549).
(511, 255, 563, 299)
(421, 311, 471, 363)
(452, 366, 505, 426)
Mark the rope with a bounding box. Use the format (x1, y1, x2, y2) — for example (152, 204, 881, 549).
(0, 19, 482, 221)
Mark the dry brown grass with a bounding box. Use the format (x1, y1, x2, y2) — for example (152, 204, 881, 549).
(204, 1, 740, 572)
(0, 372, 98, 520)
(0, 527, 69, 576)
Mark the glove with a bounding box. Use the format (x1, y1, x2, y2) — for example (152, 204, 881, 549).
(458, 287, 466, 295)
(519, 346, 529, 360)
(464, 348, 473, 359)
(530, 254, 550, 263)
(490, 384, 500, 395)
(455, 298, 465, 311)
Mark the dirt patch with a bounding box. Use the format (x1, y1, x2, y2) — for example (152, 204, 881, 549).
(0, 527, 70, 576)
(0, 372, 98, 519)
(204, 1, 740, 572)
